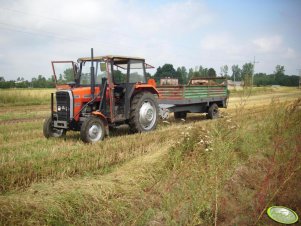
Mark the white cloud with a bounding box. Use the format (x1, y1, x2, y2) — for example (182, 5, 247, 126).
(252, 35, 282, 53)
(284, 48, 297, 59)
(201, 33, 231, 50)
(0, 0, 216, 79)
(199, 33, 253, 65)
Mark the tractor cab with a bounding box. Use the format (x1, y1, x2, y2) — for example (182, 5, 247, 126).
(51, 56, 153, 87)
(45, 50, 159, 143)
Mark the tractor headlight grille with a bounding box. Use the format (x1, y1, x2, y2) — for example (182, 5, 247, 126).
(56, 91, 71, 121)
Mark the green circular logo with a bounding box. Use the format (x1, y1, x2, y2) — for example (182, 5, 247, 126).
(267, 206, 299, 224)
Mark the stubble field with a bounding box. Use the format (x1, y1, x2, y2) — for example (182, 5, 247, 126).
(0, 87, 300, 225)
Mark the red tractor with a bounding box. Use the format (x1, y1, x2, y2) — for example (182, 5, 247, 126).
(43, 49, 159, 143)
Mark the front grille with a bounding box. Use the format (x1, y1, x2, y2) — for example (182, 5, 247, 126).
(56, 91, 70, 121)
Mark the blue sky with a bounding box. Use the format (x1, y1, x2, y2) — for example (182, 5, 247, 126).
(0, 0, 300, 80)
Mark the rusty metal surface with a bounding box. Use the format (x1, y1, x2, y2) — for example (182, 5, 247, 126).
(160, 78, 179, 86)
(157, 86, 184, 99)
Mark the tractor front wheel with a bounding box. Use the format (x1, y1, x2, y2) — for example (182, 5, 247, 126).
(80, 117, 105, 143)
(43, 116, 66, 138)
(129, 92, 159, 133)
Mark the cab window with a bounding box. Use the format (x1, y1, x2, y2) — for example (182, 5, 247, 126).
(80, 61, 107, 85)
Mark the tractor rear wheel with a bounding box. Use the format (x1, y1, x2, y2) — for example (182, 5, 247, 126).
(80, 116, 105, 143)
(207, 103, 219, 119)
(129, 92, 159, 133)
(43, 116, 66, 138)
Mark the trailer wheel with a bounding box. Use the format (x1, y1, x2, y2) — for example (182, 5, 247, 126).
(129, 92, 159, 133)
(80, 117, 105, 143)
(207, 103, 219, 119)
(174, 112, 187, 120)
(43, 116, 66, 138)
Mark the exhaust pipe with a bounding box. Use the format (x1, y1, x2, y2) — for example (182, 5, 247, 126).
(90, 48, 95, 99)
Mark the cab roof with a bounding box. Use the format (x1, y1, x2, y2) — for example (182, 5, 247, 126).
(78, 55, 145, 62)
(77, 55, 154, 69)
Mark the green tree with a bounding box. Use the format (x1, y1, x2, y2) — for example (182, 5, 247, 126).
(208, 68, 216, 78)
(153, 66, 162, 83)
(198, 66, 204, 76)
(253, 70, 298, 87)
(253, 73, 269, 86)
(181, 66, 188, 83)
(154, 64, 176, 83)
(188, 68, 194, 80)
(58, 74, 63, 84)
(113, 70, 126, 83)
(63, 68, 74, 83)
(31, 75, 48, 88)
(176, 66, 188, 84)
(274, 65, 285, 84)
(0, 80, 15, 88)
(200, 67, 208, 77)
(220, 65, 229, 78)
(195, 65, 209, 77)
(241, 63, 254, 87)
(231, 65, 241, 81)
(280, 75, 299, 86)
(46, 77, 55, 88)
(274, 65, 285, 75)
(15, 80, 30, 88)
(193, 70, 201, 78)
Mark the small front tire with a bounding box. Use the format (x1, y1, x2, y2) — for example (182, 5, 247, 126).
(43, 116, 66, 138)
(80, 117, 105, 143)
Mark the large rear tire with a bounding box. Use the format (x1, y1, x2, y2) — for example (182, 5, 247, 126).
(207, 103, 219, 119)
(129, 92, 159, 133)
(80, 116, 105, 143)
(43, 116, 66, 138)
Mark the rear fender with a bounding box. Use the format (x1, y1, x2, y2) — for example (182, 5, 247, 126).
(134, 84, 160, 97)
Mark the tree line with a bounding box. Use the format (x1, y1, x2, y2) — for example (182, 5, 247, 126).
(152, 63, 299, 87)
(152, 64, 217, 85)
(0, 75, 55, 89)
(0, 63, 299, 88)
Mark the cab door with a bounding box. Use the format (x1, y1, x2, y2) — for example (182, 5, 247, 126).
(51, 61, 77, 89)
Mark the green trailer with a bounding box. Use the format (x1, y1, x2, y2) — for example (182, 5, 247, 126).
(157, 77, 229, 120)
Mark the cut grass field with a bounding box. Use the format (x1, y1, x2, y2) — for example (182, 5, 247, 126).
(0, 87, 300, 225)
